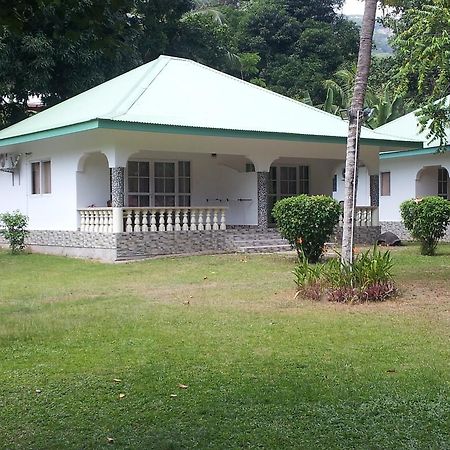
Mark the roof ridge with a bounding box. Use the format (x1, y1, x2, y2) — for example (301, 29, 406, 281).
(106, 57, 170, 119)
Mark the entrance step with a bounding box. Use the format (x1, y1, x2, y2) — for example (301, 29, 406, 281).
(238, 244, 292, 253)
(230, 229, 293, 253)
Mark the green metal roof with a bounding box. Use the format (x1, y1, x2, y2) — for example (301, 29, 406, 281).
(0, 55, 424, 149)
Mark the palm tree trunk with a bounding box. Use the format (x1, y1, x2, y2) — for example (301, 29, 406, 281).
(341, 0, 378, 264)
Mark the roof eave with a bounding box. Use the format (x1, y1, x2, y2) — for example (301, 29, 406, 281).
(0, 118, 423, 149)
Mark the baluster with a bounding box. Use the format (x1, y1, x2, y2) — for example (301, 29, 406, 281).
(106, 209, 113, 233)
(205, 209, 212, 231)
(190, 209, 197, 231)
(368, 208, 373, 226)
(158, 209, 166, 231)
(88, 211, 94, 232)
(150, 210, 157, 232)
(166, 210, 173, 231)
(220, 209, 226, 230)
(141, 210, 149, 232)
(197, 210, 204, 231)
(212, 209, 219, 230)
(80, 211, 86, 231)
(98, 210, 105, 233)
(182, 209, 189, 231)
(174, 209, 181, 231)
(125, 210, 133, 232)
(133, 210, 141, 232)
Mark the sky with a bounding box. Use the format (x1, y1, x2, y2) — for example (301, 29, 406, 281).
(342, 0, 381, 16)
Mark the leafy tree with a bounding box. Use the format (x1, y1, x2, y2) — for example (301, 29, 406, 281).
(0, 210, 29, 254)
(384, 0, 450, 147)
(235, 0, 359, 102)
(0, 0, 192, 128)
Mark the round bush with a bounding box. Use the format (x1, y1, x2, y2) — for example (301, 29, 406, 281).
(400, 196, 450, 255)
(272, 195, 341, 262)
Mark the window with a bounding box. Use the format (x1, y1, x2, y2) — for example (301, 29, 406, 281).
(268, 165, 310, 223)
(128, 161, 150, 207)
(438, 167, 449, 199)
(332, 174, 338, 193)
(31, 161, 51, 194)
(245, 163, 255, 173)
(380, 172, 391, 196)
(127, 160, 191, 207)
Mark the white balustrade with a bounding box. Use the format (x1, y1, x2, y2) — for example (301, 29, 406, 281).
(339, 206, 378, 227)
(79, 207, 228, 233)
(78, 208, 114, 233)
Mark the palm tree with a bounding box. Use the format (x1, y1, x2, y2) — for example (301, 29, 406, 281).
(341, 0, 378, 264)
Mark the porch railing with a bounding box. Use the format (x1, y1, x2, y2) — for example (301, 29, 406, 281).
(78, 207, 228, 233)
(339, 206, 378, 227)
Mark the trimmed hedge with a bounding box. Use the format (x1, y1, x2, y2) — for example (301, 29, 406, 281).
(272, 195, 341, 263)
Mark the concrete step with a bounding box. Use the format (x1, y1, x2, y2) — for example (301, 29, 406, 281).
(234, 238, 288, 246)
(238, 244, 292, 253)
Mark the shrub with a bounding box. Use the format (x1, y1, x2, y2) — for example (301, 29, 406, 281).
(400, 196, 450, 255)
(0, 210, 29, 254)
(293, 247, 396, 303)
(272, 195, 341, 263)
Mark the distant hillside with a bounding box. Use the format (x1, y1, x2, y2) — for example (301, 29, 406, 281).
(347, 15, 393, 56)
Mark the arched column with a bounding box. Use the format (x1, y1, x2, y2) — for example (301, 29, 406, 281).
(247, 155, 277, 230)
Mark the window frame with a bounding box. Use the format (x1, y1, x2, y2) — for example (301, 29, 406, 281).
(126, 159, 191, 207)
(380, 171, 391, 197)
(30, 160, 52, 195)
(438, 167, 449, 200)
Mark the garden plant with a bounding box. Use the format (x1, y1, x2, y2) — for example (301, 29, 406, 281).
(293, 246, 396, 303)
(0, 210, 29, 254)
(400, 196, 450, 256)
(272, 195, 341, 263)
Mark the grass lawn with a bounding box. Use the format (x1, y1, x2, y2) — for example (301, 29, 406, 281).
(0, 245, 449, 449)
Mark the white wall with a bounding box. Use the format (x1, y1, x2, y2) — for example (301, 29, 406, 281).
(379, 153, 450, 221)
(77, 153, 110, 208)
(332, 163, 371, 206)
(0, 145, 81, 230)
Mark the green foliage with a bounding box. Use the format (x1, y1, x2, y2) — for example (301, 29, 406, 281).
(390, 0, 450, 148)
(294, 247, 396, 303)
(272, 195, 341, 263)
(0, 210, 29, 254)
(400, 196, 450, 256)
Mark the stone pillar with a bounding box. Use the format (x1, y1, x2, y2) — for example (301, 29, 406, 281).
(257, 171, 269, 230)
(370, 174, 380, 226)
(369, 174, 379, 207)
(111, 167, 125, 207)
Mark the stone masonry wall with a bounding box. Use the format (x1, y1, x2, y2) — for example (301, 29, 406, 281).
(115, 231, 235, 260)
(381, 221, 450, 242)
(332, 226, 381, 245)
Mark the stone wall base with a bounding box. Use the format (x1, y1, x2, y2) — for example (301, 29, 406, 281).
(332, 226, 381, 245)
(380, 221, 450, 242)
(0, 230, 235, 262)
(115, 231, 234, 261)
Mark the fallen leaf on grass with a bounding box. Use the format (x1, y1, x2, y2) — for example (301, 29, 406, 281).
(35, 389, 42, 394)
(119, 393, 126, 399)
(113, 378, 122, 383)
(386, 369, 396, 373)
(203, 276, 208, 280)
(107, 437, 114, 444)
(178, 384, 189, 389)
(170, 394, 178, 398)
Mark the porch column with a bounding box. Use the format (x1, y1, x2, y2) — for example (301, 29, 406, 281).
(111, 167, 125, 232)
(257, 171, 269, 230)
(111, 167, 125, 207)
(370, 174, 380, 226)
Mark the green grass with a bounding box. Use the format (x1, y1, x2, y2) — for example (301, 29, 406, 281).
(0, 245, 449, 449)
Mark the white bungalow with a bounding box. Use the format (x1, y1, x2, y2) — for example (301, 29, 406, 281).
(0, 56, 420, 260)
(361, 101, 450, 241)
